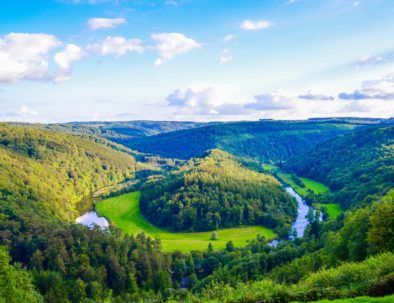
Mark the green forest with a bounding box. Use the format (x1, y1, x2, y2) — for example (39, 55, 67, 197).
(140, 149, 297, 232)
(0, 120, 393, 303)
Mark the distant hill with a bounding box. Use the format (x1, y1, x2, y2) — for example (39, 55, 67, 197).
(128, 120, 363, 162)
(286, 125, 394, 208)
(44, 120, 208, 142)
(140, 149, 297, 232)
(0, 123, 136, 221)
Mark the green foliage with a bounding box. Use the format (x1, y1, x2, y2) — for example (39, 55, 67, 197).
(0, 123, 136, 221)
(277, 172, 330, 196)
(292, 295, 394, 303)
(140, 150, 297, 232)
(287, 126, 394, 209)
(96, 191, 276, 252)
(45, 120, 205, 141)
(0, 246, 43, 303)
(367, 190, 394, 254)
(179, 253, 394, 303)
(211, 231, 218, 241)
(325, 191, 394, 263)
(316, 203, 342, 220)
(129, 120, 357, 161)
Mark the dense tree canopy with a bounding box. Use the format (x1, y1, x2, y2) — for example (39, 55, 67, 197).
(141, 149, 297, 232)
(286, 125, 394, 208)
(129, 120, 360, 161)
(0, 121, 393, 303)
(0, 123, 136, 220)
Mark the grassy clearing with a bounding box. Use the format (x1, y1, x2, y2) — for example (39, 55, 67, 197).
(277, 172, 329, 196)
(262, 163, 277, 173)
(291, 295, 394, 303)
(317, 203, 342, 219)
(277, 172, 342, 219)
(96, 191, 275, 252)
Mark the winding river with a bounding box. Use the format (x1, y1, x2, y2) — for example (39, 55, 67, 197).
(76, 186, 315, 241)
(286, 187, 311, 238)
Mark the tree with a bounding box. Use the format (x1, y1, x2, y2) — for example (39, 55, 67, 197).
(208, 242, 214, 252)
(367, 191, 394, 254)
(0, 246, 43, 303)
(211, 231, 218, 241)
(226, 241, 235, 252)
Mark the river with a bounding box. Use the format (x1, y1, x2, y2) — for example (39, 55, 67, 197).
(76, 186, 315, 240)
(75, 211, 109, 229)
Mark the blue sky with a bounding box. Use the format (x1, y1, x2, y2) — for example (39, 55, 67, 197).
(1, 0, 394, 122)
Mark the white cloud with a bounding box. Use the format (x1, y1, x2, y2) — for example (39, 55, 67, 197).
(53, 44, 86, 82)
(241, 20, 274, 31)
(87, 17, 126, 30)
(0, 33, 61, 83)
(298, 91, 334, 100)
(245, 92, 294, 110)
(151, 33, 201, 66)
(338, 73, 394, 100)
(166, 84, 244, 115)
(354, 51, 394, 67)
(87, 36, 144, 56)
(220, 49, 232, 64)
(356, 55, 384, 67)
(16, 105, 38, 116)
(223, 34, 235, 42)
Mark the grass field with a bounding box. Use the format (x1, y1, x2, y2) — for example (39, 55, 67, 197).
(96, 191, 276, 252)
(262, 163, 277, 173)
(277, 172, 330, 196)
(291, 295, 394, 303)
(277, 172, 342, 219)
(317, 203, 342, 219)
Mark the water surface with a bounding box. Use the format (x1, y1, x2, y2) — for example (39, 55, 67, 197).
(76, 211, 109, 229)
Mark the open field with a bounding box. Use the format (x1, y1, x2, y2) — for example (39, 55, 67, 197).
(277, 172, 330, 196)
(317, 203, 342, 219)
(291, 295, 394, 303)
(277, 172, 342, 219)
(96, 191, 275, 252)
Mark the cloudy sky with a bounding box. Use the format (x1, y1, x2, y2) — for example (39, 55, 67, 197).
(1, 0, 394, 122)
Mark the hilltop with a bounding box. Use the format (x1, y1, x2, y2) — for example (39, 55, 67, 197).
(140, 149, 297, 232)
(128, 120, 362, 161)
(287, 125, 394, 208)
(0, 123, 136, 221)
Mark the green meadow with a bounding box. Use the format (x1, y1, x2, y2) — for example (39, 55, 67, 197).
(291, 295, 394, 303)
(277, 172, 343, 219)
(277, 172, 330, 196)
(317, 203, 342, 219)
(96, 191, 275, 252)
(262, 165, 343, 220)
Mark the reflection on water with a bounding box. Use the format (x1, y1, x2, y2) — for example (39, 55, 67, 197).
(76, 211, 109, 229)
(269, 187, 316, 247)
(286, 187, 310, 239)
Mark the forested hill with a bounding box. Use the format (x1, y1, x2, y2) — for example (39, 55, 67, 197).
(140, 149, 297, 233)
(0, 123, 136, 221)
(286, 125, 394, 209)
(44, 120, 207, 142)
(128, 120, 361, 161)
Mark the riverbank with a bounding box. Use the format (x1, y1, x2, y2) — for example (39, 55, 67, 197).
(95, 191, 276, 252)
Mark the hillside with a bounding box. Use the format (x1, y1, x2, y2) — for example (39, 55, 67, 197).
(0, 123, 136, 221)
(44, 120, 207, 142)
(286, 125, 394, 208)
(140, 149, 297, 232)
(128, 120, 360, 161)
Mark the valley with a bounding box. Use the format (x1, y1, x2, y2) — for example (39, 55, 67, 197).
(94, 191, 275, 252)
(0, 120, 393, 303)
